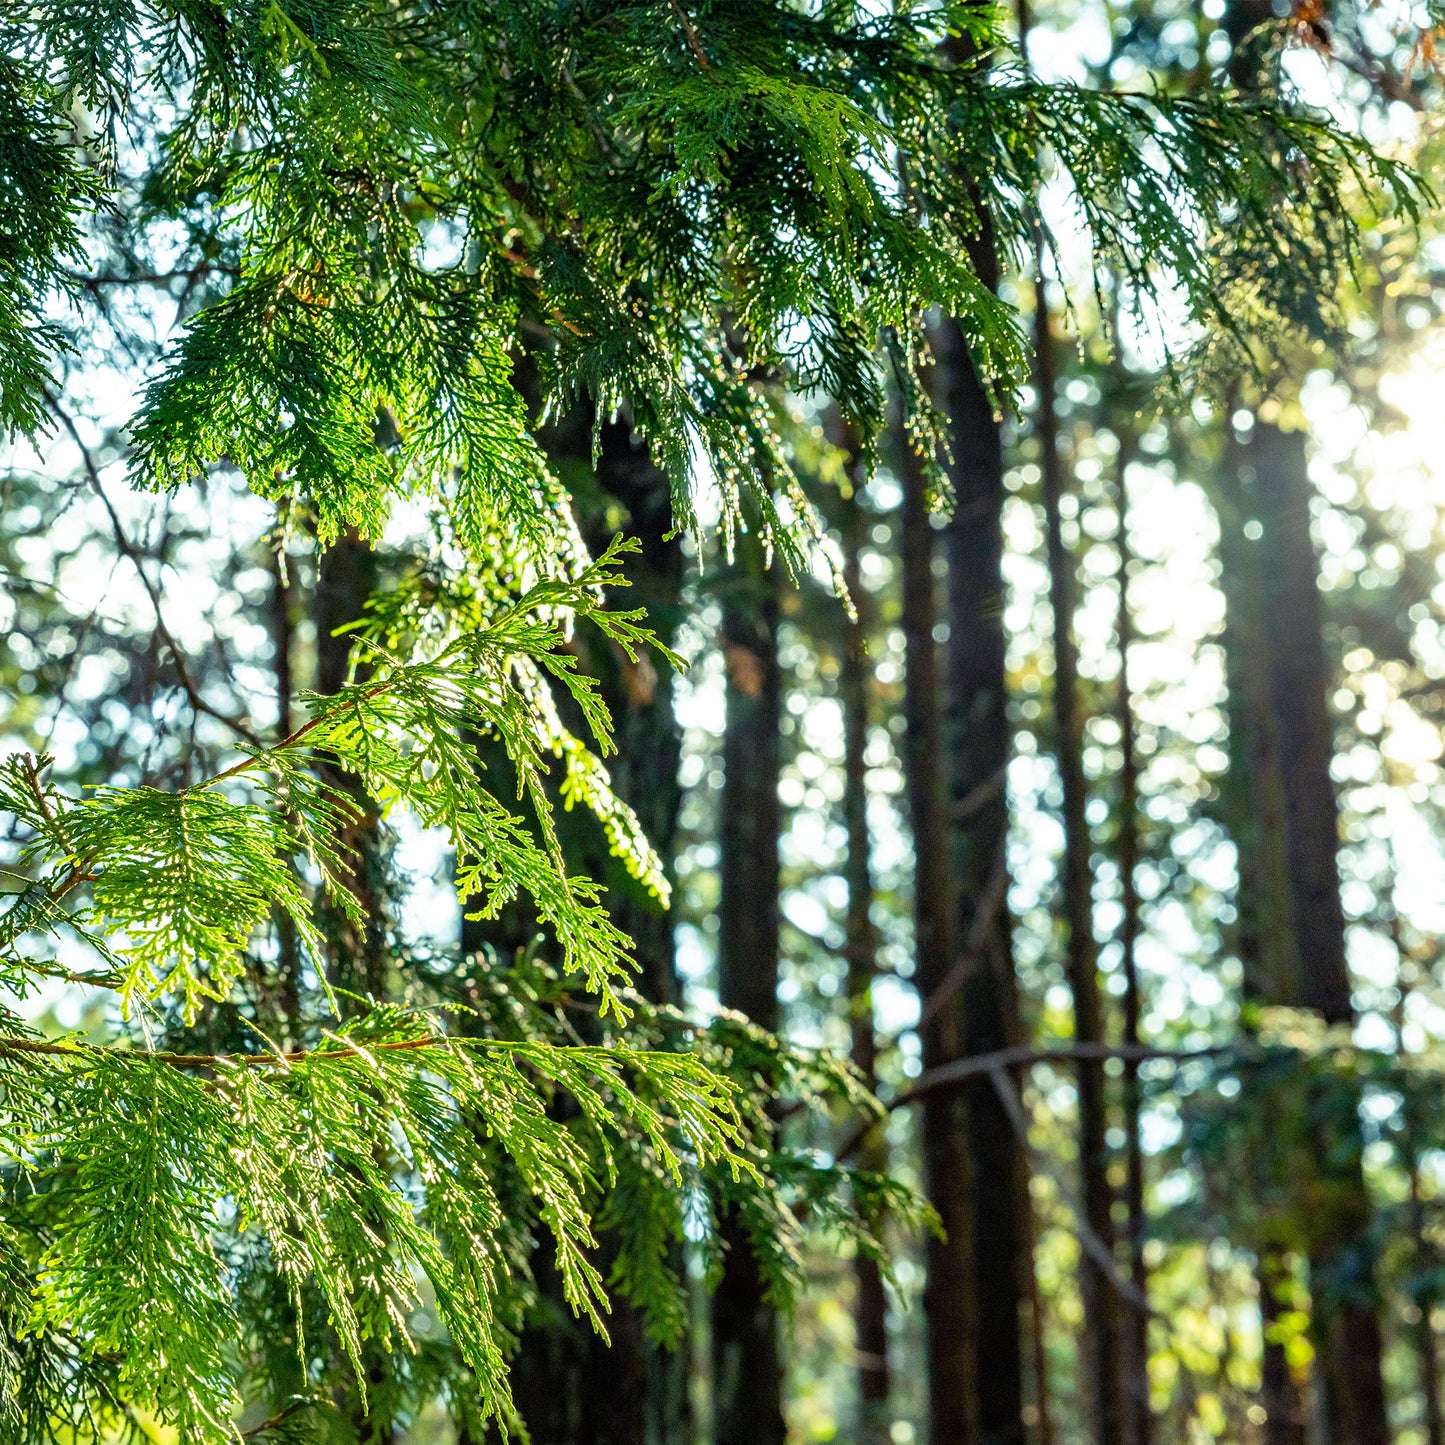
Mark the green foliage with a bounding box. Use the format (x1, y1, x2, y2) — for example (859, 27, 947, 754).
(0, 2, 1429, 1439)
(0, 54, 95, 434)
(0, 523, 923, 1437)
(0, 944, 920, 1439)
(1172, 1015, 1445, 1307)
(8, 1, 1415, 551)
(0, 539, 667, 1023)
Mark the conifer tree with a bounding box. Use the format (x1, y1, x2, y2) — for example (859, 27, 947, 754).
(712, 537, 786, 1445)
(1215, 6, 1393, 1440)
(832, 417, 893, 1445)
(0, 2, 1423, 1438)
(936, 306, 1029, 1445)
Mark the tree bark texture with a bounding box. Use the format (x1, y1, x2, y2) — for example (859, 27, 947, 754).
(1219, 418, 1389, 1445)
(504, 412, 691, 1445)
(712, 539, 786, 1445)
(313, 530, 390, 1005)
(1033, 285, 1125, 1445)
(312, 528, 403, 1443)
(1217, 456, 1312, 1445)
(835, 421, 893, 1444)
(267, 543, 302, 1028)
(1112, 449, 1152, 1445)
(897, 397, 981, 1445)
(935, 314, 1029, 1445)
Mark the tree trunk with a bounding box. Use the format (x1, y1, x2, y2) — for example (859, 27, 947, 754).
(712, 540, 786, 1445)
(1410, 1154, 1443, 1445)
(934, 313, 1028, 1445)
(1217, 451, 1311, 1445)
(1218, 2, 1390, 1432)
(578, 418, 687, 1010)
(504, 413, 691, 1445)
(1218, 417, 1389, 1445)
(267, 542, 302, 1031)
(313, 528, 401, 1443)
(1033, 275, 1124, 1445)
(896, 397, 980, 1445)
(313, 529, 390, 1006)
(1113, 451, 1152, 1445)
(1257, 1252, 1309, 1445)
(833, 419, 892, 1444)
(1021, 1179, 1056, 1445)
(574, 417, 690, 1445)
(1252, 425, 1352, 1025)
(1249, 420, 1389, 1445)
(1398, 962, 1445, 1445)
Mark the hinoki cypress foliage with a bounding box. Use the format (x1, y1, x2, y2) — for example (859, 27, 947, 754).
(0, 1, 1421, 1438)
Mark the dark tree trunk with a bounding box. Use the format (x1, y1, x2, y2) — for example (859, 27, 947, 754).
(1112, 453, 1151, 1445)
(712, 540, 786, 1445)
(267, 543, 302, 1030)
(1410, 1154, 1444, 1445)
(1252, 425, 1352, 1026)
(578, 418, 687, 1010)
(1398, 964, 1445, 1445)
(1257, 1253, 1309, 1445)
(313, 529, 390, 1005)
(505, 414, 691, 1445)
(573, 418, 690, 1445)
(834, 422, 892, 1444)
(1248, 422, 1389, 1445)
(1022, 1186, 1056, 1445)
(1218, 419, 1389, 1445)
(1033, 279, 1124, 1445)
(1218, 2, 1390, 1432)
(312, 528, 401, 1443)
(1217, 455, 1311, 1445)
(934, 314, 1028, 1445)
(581, 420, 692, 1445)
(896, 398, 980, 1445)
(1216, 454, 1301, 1011)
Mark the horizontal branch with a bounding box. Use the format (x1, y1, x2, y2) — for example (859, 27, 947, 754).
(0, 1029, 666, 1076)
(837, 1041, 1231, 1162)
(0, 1031, 446, 1072)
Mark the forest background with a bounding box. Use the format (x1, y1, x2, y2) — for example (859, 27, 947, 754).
(3, 0, 1445, 1444)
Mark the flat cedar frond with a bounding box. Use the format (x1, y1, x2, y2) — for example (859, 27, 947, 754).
(0, 1002, 794, 1436)
(0, 56, 96, 434)
(9, 0, 1407, 556)
(32, 1057, 240, 1438)
(64, 787, 324, 1021)
(0, 542, 678, 1022)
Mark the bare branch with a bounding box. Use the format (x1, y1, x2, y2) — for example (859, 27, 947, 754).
(43, 390, 264, 748)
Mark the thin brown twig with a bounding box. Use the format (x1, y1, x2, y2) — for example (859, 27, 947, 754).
(15, 957, 123, 992)
(65, 264, 239, 290)
(669, 0, 711, 68)
(20, 753, 72, 853)
(206, 678, 394, 786)
(240, 1400, 312, 1439)
(42, 391, 264, 748)
(0, 1028, 616, 1074)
